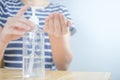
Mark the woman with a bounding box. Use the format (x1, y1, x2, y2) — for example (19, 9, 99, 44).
(0, 0, 76, 70)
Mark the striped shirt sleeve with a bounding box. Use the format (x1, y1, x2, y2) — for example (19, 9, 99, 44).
(59, 5, 76, 36)
(0, 0, 7, 28)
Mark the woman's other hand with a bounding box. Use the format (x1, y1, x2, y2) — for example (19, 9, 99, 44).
(44, 12, 71, 37)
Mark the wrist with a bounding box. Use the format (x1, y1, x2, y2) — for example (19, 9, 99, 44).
(49, 35, 65, 42)
(49, 33, 70, 41)
(49, 35, 70, 47)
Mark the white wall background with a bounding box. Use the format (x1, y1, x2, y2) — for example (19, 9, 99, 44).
(51, 0, 120, 80)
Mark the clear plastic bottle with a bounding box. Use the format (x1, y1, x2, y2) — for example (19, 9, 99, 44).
(22, 7, 45, 78)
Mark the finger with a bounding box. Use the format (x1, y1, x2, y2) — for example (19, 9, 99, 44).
(11, 28, 25, 36)
(16, 5, 30, 16)
(60, 13, 68, 34)
(11, 16, 35, 31)
(13, 22, 31, 31)
(48, 14, 54, 34)
(44, 16, 49, 32)
(7, 17, 34, 31)
(17, 17, 35, 28)
(67, 21, 72, 27)
(54, 13, 61, 36)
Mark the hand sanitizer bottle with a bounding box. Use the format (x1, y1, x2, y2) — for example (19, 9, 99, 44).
(23, 6, 45, 78)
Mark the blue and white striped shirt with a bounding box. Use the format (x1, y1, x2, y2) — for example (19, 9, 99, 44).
(0, 0, 76, 70)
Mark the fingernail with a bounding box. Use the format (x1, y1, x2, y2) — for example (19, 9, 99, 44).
(67, 21, 71, 27)
(43, 26, 46, 29)
(50, 14, 53, 18)
(53, 11, 58, 14)
(46, 18, 49, 21)
(61, 13, 64, 16)
(53, 11, 56, 13)
(29, 21, 35, 27)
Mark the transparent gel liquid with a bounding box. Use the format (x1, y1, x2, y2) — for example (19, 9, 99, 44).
(23, 56, 45, 78)
(23, 27, 45, 78)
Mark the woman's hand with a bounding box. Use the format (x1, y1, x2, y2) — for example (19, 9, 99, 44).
(44, 12, 71, 37)
(43, 13, 72, 70)
(0, 5, 35, 44)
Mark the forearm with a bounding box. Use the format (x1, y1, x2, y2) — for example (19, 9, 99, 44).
(49, 33, 72, 70)
(0, 30, 8, 61)
(0, 40, 8, 61)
